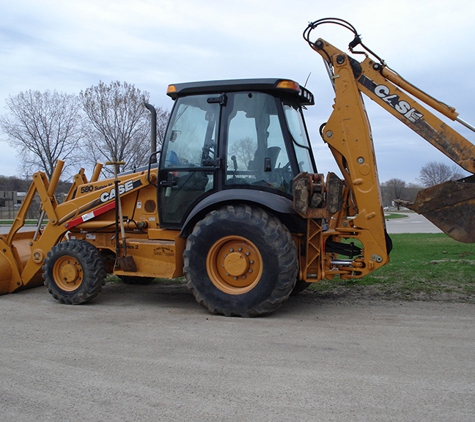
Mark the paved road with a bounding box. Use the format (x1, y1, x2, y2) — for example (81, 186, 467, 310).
(1, 284, 475, 421)
(385, 212, 442, 234)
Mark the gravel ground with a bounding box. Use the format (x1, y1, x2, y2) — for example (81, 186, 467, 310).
(1, 282, 475, 422)
(1, 216, 474, 420)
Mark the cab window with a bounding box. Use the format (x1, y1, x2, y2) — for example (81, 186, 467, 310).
(225, 92, 294, 194)
(283, 102, 315, 174)
(162, 95, 218, 169)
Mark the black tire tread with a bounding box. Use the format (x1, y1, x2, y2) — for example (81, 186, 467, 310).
(184, 205, 298, 317)
(43, 240, 106, 304)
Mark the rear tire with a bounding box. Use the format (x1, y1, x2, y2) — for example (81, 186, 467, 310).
(43, 240, 106, 304)
(184, 205, 298, 317)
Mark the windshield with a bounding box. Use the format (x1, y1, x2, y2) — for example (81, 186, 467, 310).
(283, 103, 315, 173)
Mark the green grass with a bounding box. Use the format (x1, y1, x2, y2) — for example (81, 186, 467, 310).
(308, 233, 475, 302)
(384, 213, 408, 219)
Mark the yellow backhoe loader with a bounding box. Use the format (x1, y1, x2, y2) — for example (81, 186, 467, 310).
(1, 18, 474, 316)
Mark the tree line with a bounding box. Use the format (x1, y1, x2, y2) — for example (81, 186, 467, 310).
(0, 81, 170, 180)
(381, 161, 464, 208)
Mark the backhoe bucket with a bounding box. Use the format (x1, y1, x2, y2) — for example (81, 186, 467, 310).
(0, 230, 44, 295)
(403, 175, 475, 243)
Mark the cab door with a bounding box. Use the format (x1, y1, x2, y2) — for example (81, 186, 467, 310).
(158, 94, 221, 228)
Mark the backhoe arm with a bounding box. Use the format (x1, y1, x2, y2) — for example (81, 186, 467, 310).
(304, 19, 475, 243)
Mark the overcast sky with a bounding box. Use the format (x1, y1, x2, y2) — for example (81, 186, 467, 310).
(1, 0, 475, 184)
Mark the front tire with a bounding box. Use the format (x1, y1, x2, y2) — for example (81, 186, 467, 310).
(184, 205, 298, 317)
(43, 240, 106, 304)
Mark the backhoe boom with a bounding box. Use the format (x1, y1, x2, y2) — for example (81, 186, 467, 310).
(304, 18, 475, 242)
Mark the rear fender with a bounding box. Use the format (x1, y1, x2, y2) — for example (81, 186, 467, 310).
(180, 189, 296, 237)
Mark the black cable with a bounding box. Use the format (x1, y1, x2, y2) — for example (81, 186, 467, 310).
(303, 18, 358, 46)
(319, 122, 327, 142)
(303, 17, 386, 65)
(304, 18, 450, 110)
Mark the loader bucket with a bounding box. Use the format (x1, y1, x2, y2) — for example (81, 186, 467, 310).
(0, 247, 13, 295)
(404, 175, 475, 243)
(0, 230, 44, 295)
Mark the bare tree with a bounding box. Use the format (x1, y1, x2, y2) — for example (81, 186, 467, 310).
(80, 81, 168, 175)
(418, 161, 464, 187)
(0, 90, 83, 179)
(404, 182, 423, 203)
(229, 136, 255, 170)
(382, 178, 406, 209)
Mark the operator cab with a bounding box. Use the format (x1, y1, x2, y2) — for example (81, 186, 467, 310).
(158, 78, 316, 228)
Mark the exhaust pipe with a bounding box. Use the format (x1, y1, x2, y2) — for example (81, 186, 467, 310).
(144, 103, 157, 164)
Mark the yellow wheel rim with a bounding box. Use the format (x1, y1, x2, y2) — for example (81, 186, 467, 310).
(52, 256, 83, 292)
(207, 235, 263, 295)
